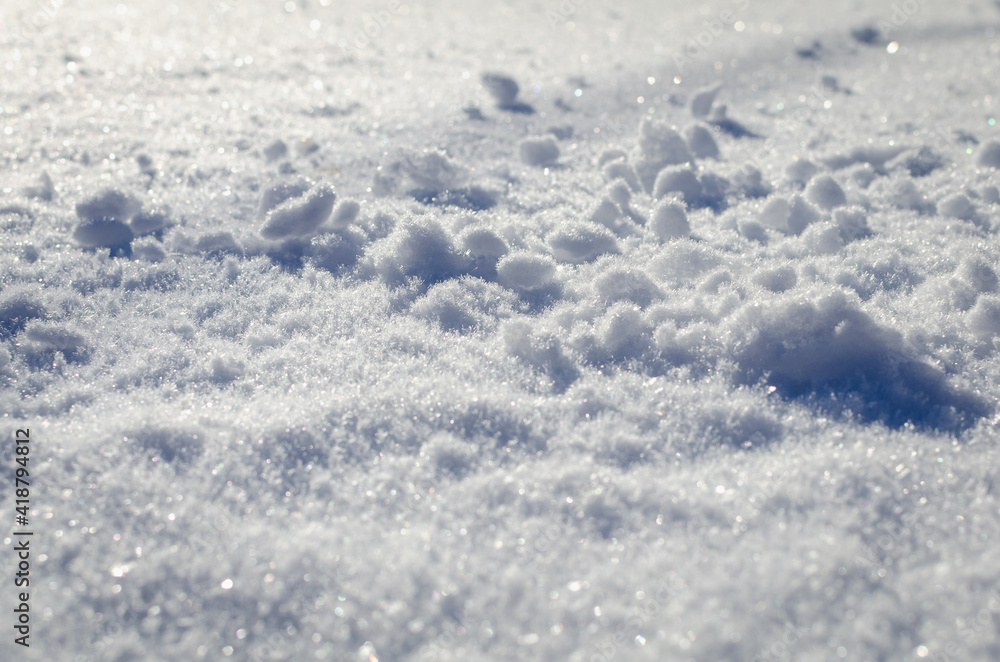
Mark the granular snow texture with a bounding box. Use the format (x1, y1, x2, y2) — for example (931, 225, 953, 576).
(2, 1, 1000, 661)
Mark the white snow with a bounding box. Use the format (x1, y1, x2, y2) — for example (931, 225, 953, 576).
(480, 72, 521, 107)
(652, 165, 705, 207)
(74, 188, 140, 223)
(23, 322, 87, 352)
(758, 194, 821, 234)
(649, 199, 691, 240)
(519, 136, 561, 166)
(683, 124, 720, 159)
(632, 119, 695, 191)
(939, 192, 980, 223)
(72, 218, 134, 249)
(548, 222, 619, 263)
(976, 140, 1000, 168)
(129, 208, 171, 237)
(689, 83, 722, 118)
(804, 174, 848, 210)
(329, 199, 361, 230)
(496, 251, 558, 292)
(260, 182, 337, 240)
(3, 0, 1000, 660)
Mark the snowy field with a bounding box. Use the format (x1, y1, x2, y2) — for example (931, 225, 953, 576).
(2, 0, 1000, 659)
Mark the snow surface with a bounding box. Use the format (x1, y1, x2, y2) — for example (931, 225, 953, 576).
(2, 0, 1000, 660)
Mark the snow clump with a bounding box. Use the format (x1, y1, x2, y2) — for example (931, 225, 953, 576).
(260, 182, 337, 240)
(649, 199, 691, 240)
(519, 136, 560, 166)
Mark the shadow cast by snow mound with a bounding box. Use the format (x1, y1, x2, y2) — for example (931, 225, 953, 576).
(733, 292, 992, 433)
(409, 185, 497, 211)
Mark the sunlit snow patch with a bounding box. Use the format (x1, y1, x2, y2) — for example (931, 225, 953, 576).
(260, 182, 337, 240)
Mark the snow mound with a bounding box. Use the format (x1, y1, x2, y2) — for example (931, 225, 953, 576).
(502, 320, 579, 389)
(976, 140, 1000, 168)
(260, 182, 336, 240)
(602, 157, 643, 191)
(0, 288, 46, 338)
(832, 206, 872, 242)
(969, 295, 1000, 340)
(375, 150, 460, 195)
(258, 177, 312, 218)
(888, 179, 935, 213)
(195, 231, 242, 254)
(891, 146, 943, 177)
(411, 277, 517, 333)
(497, 251, 557, 293)
(480, 72, 520, 106)
(651, 241, 724, 282)
(419, 432, 478, 478)
(75, 188, 140, 222)
(132, 239, 166, 262)
(805, 175, 847, 210)
(960, 256, 999, 294)
(24, 322, 87, 351)
(649, 200, 691, 240)
(938, 193, 978, 223)
(684, 124, 720, 159)
(732, 291, 990, 429)
(758, 195, 820, 234)
(459, 226, 509, 259)
(519, 136, 560, 166)
(72, 218, 134, 249)
(23, 171, 54, 201)
(784, 158, 818, 186)
(594, 268, 663, 307)
(371, 218, 468, 284)
(753, 265, 798, 293)
(588, 198, 630, 235)
(652, 166, 702, 203)
(821, 144, 903, 171)
(305, 231, 364, 273)
(330, 199, 361, 229)
(130, 207, 172, 236)
(547, 222, 618, 263)
(375, 150, 496, 211)
(262, 138, 288, 162)
(690, 83, 722, 118)
(632, 118, 695, 192)
(210, 356, 246, 384)
(577, 303, 655, 364)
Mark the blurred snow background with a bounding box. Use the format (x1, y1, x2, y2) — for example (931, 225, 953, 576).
(2, 0, 1000, 660)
